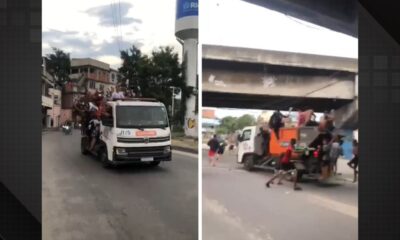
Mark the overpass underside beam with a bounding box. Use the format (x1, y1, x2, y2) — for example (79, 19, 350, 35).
(202, 91, 351, 112)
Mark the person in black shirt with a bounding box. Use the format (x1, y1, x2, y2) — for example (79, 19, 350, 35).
(207, 135, 220, 167)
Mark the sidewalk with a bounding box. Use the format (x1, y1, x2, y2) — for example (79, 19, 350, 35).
(172, 137, 198, 154)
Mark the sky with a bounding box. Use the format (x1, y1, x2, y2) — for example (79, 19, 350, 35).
(42, 0, 181, 69)
(201, 0, 358, 58)
(201, 0, 358, 119)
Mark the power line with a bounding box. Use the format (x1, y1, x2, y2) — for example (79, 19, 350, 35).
(118, 0, 124, 46)
(110, 1, 121, 51)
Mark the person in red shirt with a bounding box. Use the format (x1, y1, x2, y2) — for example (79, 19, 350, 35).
(265, 138, 301, 190)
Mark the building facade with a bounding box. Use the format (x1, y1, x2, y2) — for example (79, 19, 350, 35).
(42, 58, 62, 128)
(61, 58, 118, 123)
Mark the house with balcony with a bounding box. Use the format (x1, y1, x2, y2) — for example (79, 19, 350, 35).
(61, 58, 119, 124)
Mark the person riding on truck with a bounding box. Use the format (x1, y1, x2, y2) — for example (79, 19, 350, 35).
(265, 138, 302, 191)
(258, 126, 271, 157)
(88, 92, 110, 151)
(269, 110, 289, 140)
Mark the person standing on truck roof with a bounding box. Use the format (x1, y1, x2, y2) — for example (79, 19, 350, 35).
(265, 138, 302, 191)
(207, 135, 220, 167)
(347, 139, 359, 182)
(268, 110, 289, 140)
(319, 110, 335, 133)
(112, 85, 125, 100)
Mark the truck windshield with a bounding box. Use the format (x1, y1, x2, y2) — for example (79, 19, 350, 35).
(116, 105, 169, 129)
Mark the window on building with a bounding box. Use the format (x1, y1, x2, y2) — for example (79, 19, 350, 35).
(99, 84, 104, 91)
(89, 80, 95, 89)
(89, 68, 95, 74)
(71, 68, 79, 74)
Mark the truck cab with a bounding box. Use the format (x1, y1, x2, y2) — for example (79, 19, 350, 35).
(81, 98, 172, 168)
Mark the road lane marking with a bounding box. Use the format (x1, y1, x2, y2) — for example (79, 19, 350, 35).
(307, 194, 358, 219)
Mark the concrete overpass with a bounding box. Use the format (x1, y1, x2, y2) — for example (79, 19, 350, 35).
(242, 0, 357, 37)
(202, 44, 358, 128)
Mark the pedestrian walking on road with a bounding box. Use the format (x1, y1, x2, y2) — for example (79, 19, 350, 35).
(265, 138, 302, 190)
(347, 139, 359, 182)
(207, 135, 220, 167)
(329, 138, 343, 175)
(216, 139, 227, 162)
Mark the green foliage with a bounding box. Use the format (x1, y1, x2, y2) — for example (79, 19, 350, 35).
(216, 114, 256, 134)
(46, 48, 71, 88)
(118, 45, 188, 125)
(237, 114, 256, 130)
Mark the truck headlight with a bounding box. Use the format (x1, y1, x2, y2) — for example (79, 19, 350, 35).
(164, 146, 171, 153)
(116, 148, 127, 155)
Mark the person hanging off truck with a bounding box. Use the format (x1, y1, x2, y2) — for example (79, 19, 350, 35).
(268, 109, 290, 140)
(265, 138, 302, 191)
(257, 126, 271, 158)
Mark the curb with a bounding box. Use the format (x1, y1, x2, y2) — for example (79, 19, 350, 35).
(172, 145, 198, 154)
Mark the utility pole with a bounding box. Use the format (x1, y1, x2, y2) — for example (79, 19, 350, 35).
(170, 87, 176, 115)
(169, 86, 176, 131)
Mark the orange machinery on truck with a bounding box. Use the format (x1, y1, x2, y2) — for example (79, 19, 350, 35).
(237, 125, 332, 180)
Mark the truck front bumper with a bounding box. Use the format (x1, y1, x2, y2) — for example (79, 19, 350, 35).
(112, 145, 172, 164)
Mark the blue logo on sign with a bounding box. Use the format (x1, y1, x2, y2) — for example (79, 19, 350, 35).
(176, 0, 198, 19)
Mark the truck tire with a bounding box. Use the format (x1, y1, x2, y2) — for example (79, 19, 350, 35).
(243, 155, 254, 171)
(81, 137, 89, 155)
(100, 149, 112, 169)
(149, 161, 160, 167)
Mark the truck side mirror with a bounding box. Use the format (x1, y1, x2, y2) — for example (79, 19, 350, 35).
(101, 116, 113, 127)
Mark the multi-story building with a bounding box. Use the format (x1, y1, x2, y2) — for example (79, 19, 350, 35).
(42, 57, 62, 128)
(61, 58, 119, 123)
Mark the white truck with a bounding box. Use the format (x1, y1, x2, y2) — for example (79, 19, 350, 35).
(81, 98, 172, 168)
(237, 125, 330, 180)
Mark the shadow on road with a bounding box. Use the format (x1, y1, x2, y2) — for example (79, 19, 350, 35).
(112, 164, 170, 175)
(81, 154, 171, 175)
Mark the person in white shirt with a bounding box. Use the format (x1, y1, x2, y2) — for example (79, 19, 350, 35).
(112, 86, 125, 100)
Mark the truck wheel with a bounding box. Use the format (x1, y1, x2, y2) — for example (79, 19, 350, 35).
(81, 137, 89, 155)
(243, 155, 254, 171)
(149, 161, 160, 167)
(100, 150, 112, 169)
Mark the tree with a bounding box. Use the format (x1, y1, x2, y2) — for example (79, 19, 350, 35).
(216, 114, 256, 134)
(118, 45, 189, 126)
(118, 45, 143, 93)
(46, 48, 71, 88)
(218, 116, 237, 133)
(236, 114, 256, 130)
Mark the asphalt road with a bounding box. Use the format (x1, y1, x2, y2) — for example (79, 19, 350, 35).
(203, 149, 358, 240)
(42, 130, 198, 240)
